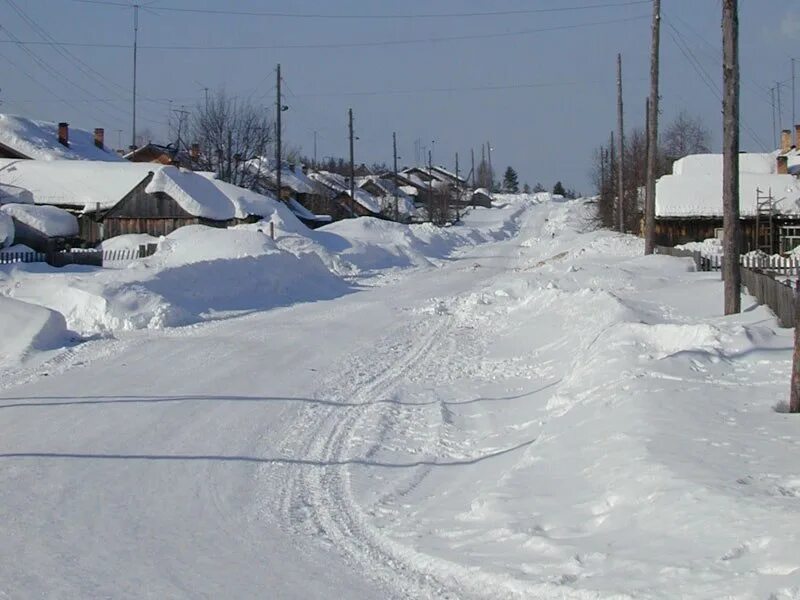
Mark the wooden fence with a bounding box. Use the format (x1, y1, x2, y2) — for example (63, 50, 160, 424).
(740, 267, 797, 328)
(0, 243, 157, 267)
(655, 245, 800, 327)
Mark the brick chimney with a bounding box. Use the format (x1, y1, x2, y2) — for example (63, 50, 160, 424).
(796, 124, 800, 149)
(777, 155, 789, 175)
(781, 129, 792, 153)
(93, 128, 104, 149)
(58, 122, 69, 147)
(190, 142, 200, 161)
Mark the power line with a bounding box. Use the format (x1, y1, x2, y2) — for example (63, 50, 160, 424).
(68, 0, 651, 19)
(665, 22, 769, 151)
(0, 14, 651, 51)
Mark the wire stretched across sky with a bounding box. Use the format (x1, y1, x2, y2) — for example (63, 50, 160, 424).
(0, 14, 651, 51)
(68, 0, 651, 20)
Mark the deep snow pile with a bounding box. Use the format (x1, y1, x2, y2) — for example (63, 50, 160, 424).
(0, 225, 349, 334)
(0, 296, 72, 363)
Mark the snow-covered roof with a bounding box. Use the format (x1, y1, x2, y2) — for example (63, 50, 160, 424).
(1, 203, 79, 237)
(473, 187, 492, 197)
(308, 171, 381, 214)
(656, 152, 800, 218)
(246, 158, 316, 195)
(357, 176, 417, 216)
(0, 114, 124, 162)
(0, 183, 33, 205)
(0, 211, 12, 247)
(0, 160, 239, 220)
(287, 198, 332, 223)
(197, 173, 281, 219)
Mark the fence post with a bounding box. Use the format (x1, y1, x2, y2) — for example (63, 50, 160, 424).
(270, 222, 275, 241)
(791, 279, 800, 412)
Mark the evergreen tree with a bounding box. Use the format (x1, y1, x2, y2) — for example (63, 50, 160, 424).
(533, 182, 546, 193)
(523, 182, 531, 194)
(502, 166, 519, 193)
(552, 181, 567, 196)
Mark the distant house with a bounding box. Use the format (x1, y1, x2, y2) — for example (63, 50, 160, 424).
(124, 142, 195, 169)
(0, 114, 122, 162)
(655, 140, 800, 252)
(468, 188, 493, 208)
(308, 170, 383, 220)
(357, 176, 417, 221)
(0, 160, 277, 245)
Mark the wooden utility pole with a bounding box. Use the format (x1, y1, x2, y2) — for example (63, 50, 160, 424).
(645, 0, 660, 254)
(471, 148, 475, 188)
(771, 86, 777, 148)
(616, 53, 625, 233)
(348, 108, 355, 201)
(276, 64, 282, 200)
(791, 285, 800, 412)
(455, 152, 460, 222)
(486, 140, 494, 193)
(722, 0, 741, 315)
(792, 58, 796, 130)
(393, 131, 399, 221)
(131, 4, 139, 150)
(313, 130, 318, 167)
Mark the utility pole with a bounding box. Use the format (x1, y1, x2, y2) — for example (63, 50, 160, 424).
(313, 130, 318, 167)
(276, 63, 283, 200)
(722, 0, 741, 315)
(616, 53, 626, 233)
(792, 58, 796, 130)
(486, 140, 493, 193)
(645, 0, 660, 255)
(777, 81, 784, 132)
(428, 149, 434, 224)
(348, 108, 355, 201)
(455, 152, 460, 222)
(471, 148, 475, 188)
(393, 131, 399, 221)
(609, 130, 616, 227)
(131, 3, 139, 150)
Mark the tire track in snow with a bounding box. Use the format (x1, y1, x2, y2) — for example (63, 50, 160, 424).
(276, 316, 460, 598)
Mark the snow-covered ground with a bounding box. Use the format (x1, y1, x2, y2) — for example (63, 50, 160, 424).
(1, 195, 798, 599)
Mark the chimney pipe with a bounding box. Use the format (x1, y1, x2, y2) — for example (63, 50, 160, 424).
(190, 142, 200, 161)
(777, 155, 789, 175)
(93, 128, 104, 149)
(58, 122, 69, 147)
(781, 129, 792, 153)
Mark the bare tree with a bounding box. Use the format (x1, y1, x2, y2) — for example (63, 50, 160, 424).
(662, 109, 711, 165)
(188, 90, 274, 188)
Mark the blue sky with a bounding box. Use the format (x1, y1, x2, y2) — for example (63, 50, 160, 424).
(0, 0, 797, 191)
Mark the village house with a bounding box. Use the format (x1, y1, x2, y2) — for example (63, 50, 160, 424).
(0, 160, 281, 245)
(124, 142, 195, 169)
(655, 125, 800, 253)
(308, 170, 383, 220)
(356, 175, 418, 222)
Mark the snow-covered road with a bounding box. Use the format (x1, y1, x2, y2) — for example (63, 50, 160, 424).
(2, 198, 800, 599)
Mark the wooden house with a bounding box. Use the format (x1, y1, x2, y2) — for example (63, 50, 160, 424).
(124, 142, 194, 169)
(655, 143, 800, 253)
(308, 170, 383, 220)
(0, 160, 268, 245)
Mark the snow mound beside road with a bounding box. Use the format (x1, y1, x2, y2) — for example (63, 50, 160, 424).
(0, 296, 72, 365)
(0, 225, 350, 333)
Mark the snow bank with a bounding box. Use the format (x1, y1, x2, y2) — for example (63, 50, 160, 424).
(1, 203, 78, 237)
(0, 212, 13, 247)
(99, 233, 161, 252)
(0, 114, 124, 161)
(0, 225, 350, 333)
(0, 296, 71, 364)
